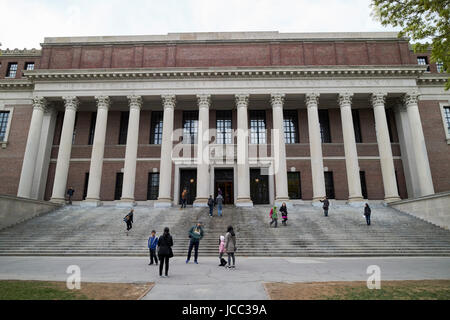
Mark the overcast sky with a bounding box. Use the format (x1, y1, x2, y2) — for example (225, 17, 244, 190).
(0, 0, 399, 49)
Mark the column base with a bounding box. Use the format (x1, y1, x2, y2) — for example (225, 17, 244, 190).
(116, 198, 136, 208)
(193, 198, 208, 207)
(154, 198, 172, 208)
(235, 198, 253, 207)
(50, 197, 66, 204)
(347, 197, 366, 207)
(384, 196, 401, 203)
(81, 199, 103, 207)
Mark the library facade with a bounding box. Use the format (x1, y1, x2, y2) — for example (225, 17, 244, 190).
(0, 32, 449, 207)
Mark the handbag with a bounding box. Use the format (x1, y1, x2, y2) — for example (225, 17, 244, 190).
(168, 247, 174, 258)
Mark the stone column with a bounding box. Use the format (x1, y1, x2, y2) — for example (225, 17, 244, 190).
(235, 94, 253, 207)
(371, 93, 400, 202)
(50, 96, 79, 203)
(194, 94, 211, 207)
(403, 92, 434, 196)
(306, 93, 326, 203)
(155, 95, 176, 207)
(83, 96, 110, 206)
(271, 93, 289, 205)
(338, 93, 364, 205)
(17, 97, 47, 198)
(119, 95, 142, 205)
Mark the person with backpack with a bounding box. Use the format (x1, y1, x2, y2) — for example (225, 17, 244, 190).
(207, 195, 215, 217)
(320, 197, 330, 217)
(364, 203, 372, 226)
(216, 193, 224, 217)
(280, 202, 288, 226)
(186, 221, 204, 264)
(67, 187, 75, 205)
(218, 235, 227, 266)
(148, 230, 158, 265)
(123, 208, 134, 232)
(269, 206, 278, 228)
(157, 227, 173, 278)
(225, 225, 237, 269)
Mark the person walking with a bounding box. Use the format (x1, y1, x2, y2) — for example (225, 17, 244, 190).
(123, 208, 134, 233)
(148, 230, 158, 265)
(207, 195, 215, 217)
(186, 221, 204, 264)
(157, 227, 173, 278)
(181, 189, 188, 209)
(280, 202, 288, 226)
(67, 187, 75, 205)
(218, 235, 227, 266)
(269, 206, 278, 228)
(364, 203, 372, 226)
(320, 197, 330, 217)
(225, 225, 237, 269)
(216, 193, 224, 217)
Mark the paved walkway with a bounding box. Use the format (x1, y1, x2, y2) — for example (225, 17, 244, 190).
(0, 256, 449, 299)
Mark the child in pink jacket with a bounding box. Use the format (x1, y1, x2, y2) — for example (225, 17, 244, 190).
(218, 235, 226, 266)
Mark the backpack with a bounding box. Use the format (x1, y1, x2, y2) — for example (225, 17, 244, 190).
(269, 208, 273, 218)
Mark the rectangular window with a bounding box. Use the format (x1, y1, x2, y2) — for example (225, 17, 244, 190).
(352, 109, 362, 143)
(118, 112, 129, 145)
(72, 113, 78, 145)
(150, 111, 163, 144)
(283, 110, 299, 144)
(319, 109, 331, 143)
(437, 62, 444, 73)
(6, 63, 18, 78)
(216, 110, 232, 144)
(417, 56, 430, 71)
(147, 172, 160, 200)
(182, 111, 198, 144)
(25, 62, 35, 70)
(386, 109, 394, 143)
(249, 110, 266, 144)
(360, 171, 368, 199)
(287, 172, 302, 199)
(324, 171, 335, 199)
(443, 107, 450, 133)
(0, 111, 10, 142)
(114, 172, 123, 200)
(88, 112, 96, 145)
(83, 172, 89, 200)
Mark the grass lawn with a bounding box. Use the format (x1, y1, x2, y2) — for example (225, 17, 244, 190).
(0, 280, 154, 300)
(264, 280, 450, 300)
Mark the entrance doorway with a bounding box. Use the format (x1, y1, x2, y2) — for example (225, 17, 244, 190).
(214, 168, 234, 204)
(179, 169, 197, 205)
(250, 168, 269, 204)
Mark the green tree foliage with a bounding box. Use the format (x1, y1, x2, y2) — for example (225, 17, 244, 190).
(371, 0, 449, 89)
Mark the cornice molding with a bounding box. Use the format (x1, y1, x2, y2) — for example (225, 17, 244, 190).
(0, 48, 41, 56)
(0, 79, 33, 90)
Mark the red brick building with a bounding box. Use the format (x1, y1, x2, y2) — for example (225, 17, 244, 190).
(0, 32, 448, 207)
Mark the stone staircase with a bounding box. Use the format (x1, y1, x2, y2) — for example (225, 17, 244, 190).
(0, 203, 449, 257)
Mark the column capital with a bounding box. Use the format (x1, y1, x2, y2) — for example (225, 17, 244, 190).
(127, 95, 142, 110)
(62, 96, 79, 111)
(403, 91, 419, 107)
(235, 94, 249, 108)
(305, 93, 320, 108)
(161, 94, 176, 109)
(370, 93, 386, 107)
(338, 93, 353, 107)
(32, 96, 48, 112)
(196, 94, 211, 109)
(95, 96, 111, 111)
(270, 93, 285, 108)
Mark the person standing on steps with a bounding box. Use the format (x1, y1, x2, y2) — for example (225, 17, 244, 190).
(181, 188, 188, 209)
(269, 206, 278, 228)
(67, 187, 75, 205)
(216, 193, 224, 217)
(186, 221, 204, 264)
(364, 203, 372, 226)
(280, 202, 288, 226)
(225, 225, 237, 269)
(320, 197, 330, 217)
(157, 227, 173, 278)
(123, 208, 134, 233)
(207, 195, 215, 217)
(148, 230, 158, 265)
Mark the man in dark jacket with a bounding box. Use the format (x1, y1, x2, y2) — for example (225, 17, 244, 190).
(364, 203, 371, 226)
(124, 209, 134, 232)
(207, 195, 214, 217)
(320, 197, 329, 217)
(186, 221, 204, 264)
(67, 187, 75, 205)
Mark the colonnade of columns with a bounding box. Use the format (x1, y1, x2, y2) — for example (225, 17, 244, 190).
(17, 92, 435, 206)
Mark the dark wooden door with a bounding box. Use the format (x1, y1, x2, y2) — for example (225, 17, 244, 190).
(214, 169, 234, 204)
(250, 168, 269, 204)
(179, 169, 197, 205)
